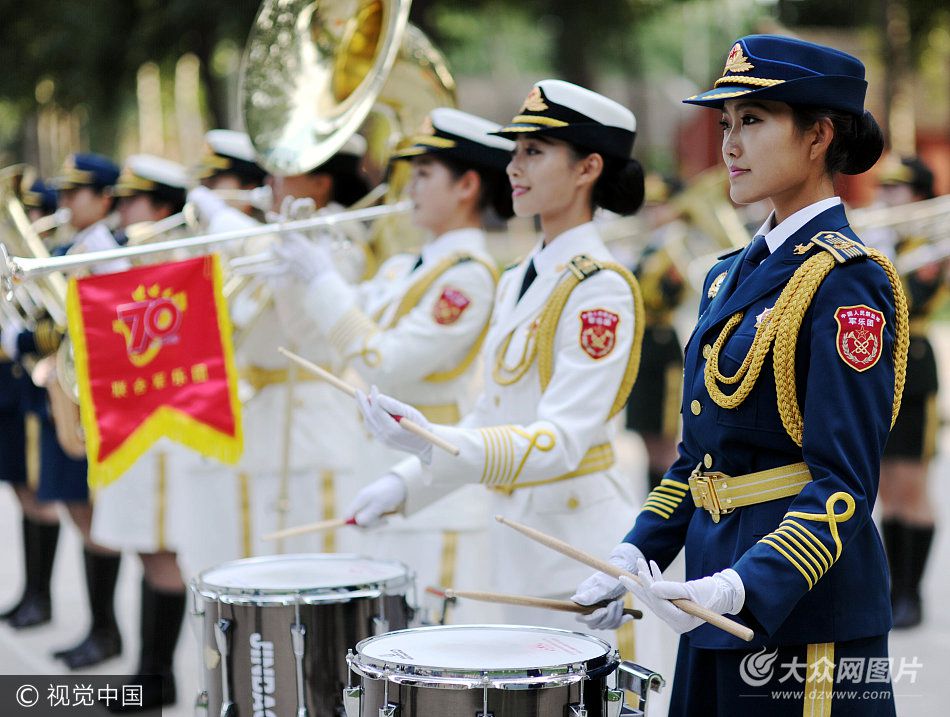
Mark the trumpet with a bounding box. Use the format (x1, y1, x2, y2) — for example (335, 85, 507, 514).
(123, 186, 274, 245)
(1, 201, 412, 282)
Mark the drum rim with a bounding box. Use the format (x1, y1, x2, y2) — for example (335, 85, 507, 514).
(348, 624, 615, 689)
(192, 553, 413, 600)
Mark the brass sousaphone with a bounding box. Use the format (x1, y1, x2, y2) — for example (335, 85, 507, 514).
(241, 0, 455, 177)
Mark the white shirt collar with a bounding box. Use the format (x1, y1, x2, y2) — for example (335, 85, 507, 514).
(531, 222, 606, 275)
(420, 227, 486, 264)
(756, 196, 842, 254)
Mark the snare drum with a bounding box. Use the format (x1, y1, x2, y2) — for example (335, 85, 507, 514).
(344, 624, 664, 717)
(191, 554, 414, 717)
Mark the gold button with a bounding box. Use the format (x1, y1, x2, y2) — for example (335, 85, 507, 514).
(566, 495, 580, 510)
(704, 454, 713, 469)
(690, 400, 702, 416)
(702, 344, 712, 359)
(494, 395, 501, 407)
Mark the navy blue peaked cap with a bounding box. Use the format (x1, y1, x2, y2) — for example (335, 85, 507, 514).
(22, 179, 58, 214)
(684, 35, 868, 116)
(55, 153, 121, 190)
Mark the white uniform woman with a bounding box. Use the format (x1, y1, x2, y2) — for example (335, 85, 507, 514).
(179, 134, 370, 568)
(276, 109, 513, 620)
(346, 80, 646, 636)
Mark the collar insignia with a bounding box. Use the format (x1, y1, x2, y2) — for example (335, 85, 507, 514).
(724, 43, 754, 74)
(707, 271, 728, 299)
(793, 243, 814, 255)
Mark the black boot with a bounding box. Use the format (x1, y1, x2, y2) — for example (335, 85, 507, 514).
(7, 519, 59, 629)
(107, 579, 185, 713)
(893, 524, 934, 629)
(54, 549, 123, 668)
(1, 516, 35, 619)
(880, 518, 906, 609)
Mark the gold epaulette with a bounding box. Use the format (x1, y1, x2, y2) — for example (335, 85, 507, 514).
(808, 231, 870, 264)
(567, 254, 603, 280)
(385, 252, 499, 384)
(536, 255, 645, 419)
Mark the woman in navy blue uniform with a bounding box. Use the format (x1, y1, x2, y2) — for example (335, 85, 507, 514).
(874, 156, 943, 630)
(572, 36, 907, 716)
(0, 179, 65, 631)
(2, 156, 128, 671)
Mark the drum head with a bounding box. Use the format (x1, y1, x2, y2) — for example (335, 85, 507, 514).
(196, 554, 410, 600)
(354, 624, 611, 683)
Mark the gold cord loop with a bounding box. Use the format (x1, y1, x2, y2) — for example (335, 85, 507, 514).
(703, 247, 909, 445)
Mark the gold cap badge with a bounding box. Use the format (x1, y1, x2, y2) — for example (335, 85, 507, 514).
(724, 43, 754, 74)
(521, 87, 548, 113)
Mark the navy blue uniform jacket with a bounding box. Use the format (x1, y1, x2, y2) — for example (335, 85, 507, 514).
(625, 203, 896, 649)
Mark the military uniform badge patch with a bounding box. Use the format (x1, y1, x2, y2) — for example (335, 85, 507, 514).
(579, 308, 619, 359)
(433, 287, 471, 325)
(834, 305, 885, 372)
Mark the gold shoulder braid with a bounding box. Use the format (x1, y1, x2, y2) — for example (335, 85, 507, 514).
(536, 255, 645, 418)
(704, 237, 909, 446)
(384, 252, 500, 383)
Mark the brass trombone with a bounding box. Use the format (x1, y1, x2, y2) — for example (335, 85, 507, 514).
(0, 201, 412, 283)
(123, 187, 274, 246)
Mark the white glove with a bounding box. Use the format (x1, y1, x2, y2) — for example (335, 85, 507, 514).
(1, 320, 24, 361)
(345, 473, 407, 526)
(620, 558, 745, 635)
(187, 186, 229, 222)
(270, 233, 334, 282)
(356, 385, 433, 465)
(571, 542, 644, 630)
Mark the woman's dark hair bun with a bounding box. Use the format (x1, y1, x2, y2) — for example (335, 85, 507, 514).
(792, 106, 884, 177)
(839, 110, 884, 175)
(595, 157, 645, 215)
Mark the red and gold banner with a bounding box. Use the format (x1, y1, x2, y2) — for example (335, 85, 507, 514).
(67, 255, 242, 488)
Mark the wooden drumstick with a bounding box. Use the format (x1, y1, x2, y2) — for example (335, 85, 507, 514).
(444, 589, 642, 619)
(261, 512, 400, 541)
(494, 515, 754, 642)
(261, 517, 350, 541)
(278, 347, 460, 456)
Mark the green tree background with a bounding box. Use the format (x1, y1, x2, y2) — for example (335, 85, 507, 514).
(0, 0, 947, 166)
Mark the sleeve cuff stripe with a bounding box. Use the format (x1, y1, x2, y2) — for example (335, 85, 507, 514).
(653, 485, 688, 498)
(662, 478, 690, 490)
(771, 528, 829, 576)
(645, 494, 681, 510)
(760, 536, 817, 589)
(780, 520, 834, 568)
(642, 506, 674, 519)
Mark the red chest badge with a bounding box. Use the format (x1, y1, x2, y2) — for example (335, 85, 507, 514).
(433, 287, 471, 325)
(834, 305, 885, 372)
(579, 309, 620, 360)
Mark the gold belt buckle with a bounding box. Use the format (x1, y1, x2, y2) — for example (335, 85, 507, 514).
(689, 465, 732, 523)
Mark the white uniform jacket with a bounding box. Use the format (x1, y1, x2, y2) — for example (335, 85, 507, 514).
(389, 222, 641, 596)
(303, 228, 497, 530)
